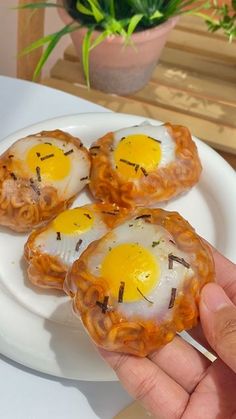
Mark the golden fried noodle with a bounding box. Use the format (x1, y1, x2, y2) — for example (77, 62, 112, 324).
(0, 130, 90, 232)
(65, 208, 215, 357)
(89, 123, 202, 208)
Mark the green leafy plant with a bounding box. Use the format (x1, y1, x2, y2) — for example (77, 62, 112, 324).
(17, 0, 236, 85)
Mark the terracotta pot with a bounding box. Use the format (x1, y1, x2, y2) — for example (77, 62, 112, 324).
(58, 1, 178, 94)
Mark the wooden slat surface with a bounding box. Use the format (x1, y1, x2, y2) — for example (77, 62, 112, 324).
(167, 29, 236, 63)
(160, 48, 236, 83)
(44, 15, 236, 169)
(17, 0, 45, 81)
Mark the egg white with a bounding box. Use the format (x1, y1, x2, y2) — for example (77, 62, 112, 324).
(87, 217, 194, 321)
(113, 123, 176, 168)
(8, 134, 90, 199)
(33, 208, 108, 267)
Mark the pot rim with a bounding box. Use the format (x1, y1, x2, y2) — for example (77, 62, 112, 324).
(58, 0, 178, 43)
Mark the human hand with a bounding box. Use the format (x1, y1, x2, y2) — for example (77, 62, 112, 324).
(99, 248, 236, 418)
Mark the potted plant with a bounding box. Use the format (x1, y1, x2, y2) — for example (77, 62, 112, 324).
(19, 1, 236, 94)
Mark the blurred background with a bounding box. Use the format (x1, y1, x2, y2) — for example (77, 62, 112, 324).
(0, 1, 69, 77)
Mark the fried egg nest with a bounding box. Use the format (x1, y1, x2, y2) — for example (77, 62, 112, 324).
(24, 203, 128, 290)
(89, 123, 202, 208)
(0, 130, 89, 232)
(64, 208, 215, 357)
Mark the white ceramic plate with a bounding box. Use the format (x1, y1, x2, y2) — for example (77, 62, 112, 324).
(0, 112, 236, 381)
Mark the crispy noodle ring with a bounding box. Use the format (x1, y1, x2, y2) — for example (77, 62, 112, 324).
(89, 123, 202, 208)
(0, 130, 88, 232)
(65, 208, 215, 357)
(24, 225, 68, 290)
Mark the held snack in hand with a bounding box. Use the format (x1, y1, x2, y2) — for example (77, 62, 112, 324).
(65, 208, 215, 356)
(25, 203, 127, 291)
(0, 130, 90, 232)
(89, 122, 202, 208)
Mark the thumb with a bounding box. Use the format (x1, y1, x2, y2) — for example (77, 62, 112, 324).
(200, 283, 236, 373)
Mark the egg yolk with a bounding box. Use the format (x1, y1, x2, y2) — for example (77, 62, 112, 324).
(101, 243, 159, 302)
(26, 143, 71, 181)
(114, 134, 162, 180)
(53, 208, 94, 235)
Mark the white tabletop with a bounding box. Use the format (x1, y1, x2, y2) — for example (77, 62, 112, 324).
(0, 76, 132, 419)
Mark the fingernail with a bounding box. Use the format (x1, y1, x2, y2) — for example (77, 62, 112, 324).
(202, 283, 232, 313)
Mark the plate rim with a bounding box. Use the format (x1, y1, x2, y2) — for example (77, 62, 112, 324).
(2, 111, 235, 177)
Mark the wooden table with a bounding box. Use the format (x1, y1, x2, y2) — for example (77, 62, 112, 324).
(43, 16, 236, 169)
